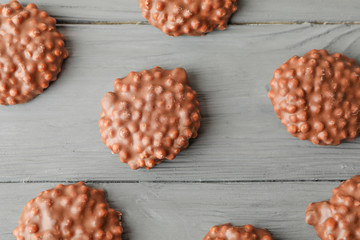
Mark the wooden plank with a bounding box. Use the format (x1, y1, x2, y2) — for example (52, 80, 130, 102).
(0, 181, 339, 240)
(1, 24, 360, 182)
(15, 0, 360, 24)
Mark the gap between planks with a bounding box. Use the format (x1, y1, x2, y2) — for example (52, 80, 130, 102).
(0, 179, 346, 184)
(55, 20, 360, 25)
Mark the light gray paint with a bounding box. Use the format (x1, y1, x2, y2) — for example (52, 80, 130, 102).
(1, 24, 360, 182)
(1, 1, 360, 240)
(0, 182, 340, 240)
(14, 0, 360, 23)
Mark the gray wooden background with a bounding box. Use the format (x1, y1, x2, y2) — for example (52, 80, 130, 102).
(1, 0, 360, 239)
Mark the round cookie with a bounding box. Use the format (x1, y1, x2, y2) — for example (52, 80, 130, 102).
(268, 49, 360, 145)
(0, 0, 68, 105)
(13, 182, 123, 240)
(306, 175, 360, 240)
(99, 67, 201, 170)
(203, 223, 273, 240)
(138, 0, 238, 36)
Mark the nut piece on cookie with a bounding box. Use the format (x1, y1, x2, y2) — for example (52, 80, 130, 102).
(99, 66, 201, 170)
(13, 182, 123, 240)
(138, 0, 238, 36)
(268, 49, 360, 145)
(203, 223, 273, 240)
(0, 0, 68, 105)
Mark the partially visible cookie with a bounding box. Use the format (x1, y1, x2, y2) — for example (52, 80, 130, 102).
(99, 67, 201, 169)
(268, 49, 360, 145)
(0, 0, 68, 105)
(306, 175, 360, 240)
(138, 0, 238, 36)
(203, 223, 273, 240)
(13, 182, 123, 240)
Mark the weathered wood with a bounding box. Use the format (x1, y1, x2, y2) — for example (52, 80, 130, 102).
(1, 24, 360, 182)
(0, 181, 339, 240)
(0, 2, 358, 240)
(15, 0, 360, 24)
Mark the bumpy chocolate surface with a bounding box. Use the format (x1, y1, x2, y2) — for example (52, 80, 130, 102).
(268, 49, 360, 145)
(0, 0, 68, 105)
(138, 0, 238, 36)
(306, 175, 360, 240)
(13, 182, 123, 240)
(99, 67, 201, 170)
(203, 223, 273, 240)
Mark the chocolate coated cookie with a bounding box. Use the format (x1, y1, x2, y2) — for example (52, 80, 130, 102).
(306, 175, 360, 240)
(203, 223, 273, 240)
(139, 0, 238, 36)
(269, 49, 360, 145)
(13, 182, 123, 240)
(0, 0, 68, 105)
(99, 67, 201, 169)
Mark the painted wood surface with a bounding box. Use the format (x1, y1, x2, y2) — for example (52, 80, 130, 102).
(1, 24, 360, 182)
(1, 1, 360, 240)
(0, 181, 340, 240)
(15, 0, 360, 24)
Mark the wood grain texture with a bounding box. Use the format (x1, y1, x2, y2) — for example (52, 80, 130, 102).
(0, 181, 340, 240)
(1, 2, 359, 240)
(15, 0, 360, 24)
(1, 24, 360, 182)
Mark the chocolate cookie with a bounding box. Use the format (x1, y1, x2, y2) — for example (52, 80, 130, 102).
(203, 223, 273, 240)
(0, 0, 68, 105)
(268, 49, 360, 145)
(138, 0, 238, 36)
(13, 182, 123, 240)
(99, 67, 201, 169)
(306, 175, 360, 240)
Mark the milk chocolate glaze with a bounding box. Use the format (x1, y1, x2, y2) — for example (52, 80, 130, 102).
(203, 223, 273, 240)
(269, 49, 360, 145)
(306, 175, 360, 240)
(99, 67, 201, 169)
(0, 0, 68, 105)
(139, 0, 238, 36)
(13, 182, 123, 240)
